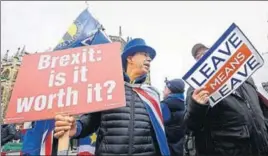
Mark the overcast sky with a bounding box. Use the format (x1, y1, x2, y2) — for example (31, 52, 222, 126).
(1, 1, 268, 94)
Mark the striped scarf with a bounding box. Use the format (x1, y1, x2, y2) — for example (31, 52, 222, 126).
(131, 83, 170, 156)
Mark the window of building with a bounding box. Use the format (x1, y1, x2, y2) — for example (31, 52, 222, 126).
(2, 69, 10, 79)
(1, 86, 4, 100)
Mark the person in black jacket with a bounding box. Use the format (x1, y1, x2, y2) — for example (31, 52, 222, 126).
(1, 124, 17, 146)
(161, 78, 186, 156)
(54, 38, 170, 156)
(184, 43, 268, 156)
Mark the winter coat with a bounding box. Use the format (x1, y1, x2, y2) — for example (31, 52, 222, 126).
(184, 79, 268, 156)
(161, 93, 186, 156)
(74, 74, 161, 156)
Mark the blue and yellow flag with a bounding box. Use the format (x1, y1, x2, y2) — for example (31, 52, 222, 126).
(54, 8, 111, 51)
(77, 132, 97, 155)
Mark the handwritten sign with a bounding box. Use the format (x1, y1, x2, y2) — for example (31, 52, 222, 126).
(5, 42, 126, 123)
(183, 23, 264, 106)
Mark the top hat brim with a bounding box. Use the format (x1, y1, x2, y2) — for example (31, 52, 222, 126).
(122, 45, 156, 68)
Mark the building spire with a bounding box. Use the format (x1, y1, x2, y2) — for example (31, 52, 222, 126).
(14, 47, 21, 58)
(126, 36, 133, 42)
(119, 26, 122, 37)
(3, 50, 9, 61)
(20, 45, 26, 55)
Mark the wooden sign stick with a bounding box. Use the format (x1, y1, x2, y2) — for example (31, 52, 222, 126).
(57, 115, 71, 155)
(57, 129, 70, 155)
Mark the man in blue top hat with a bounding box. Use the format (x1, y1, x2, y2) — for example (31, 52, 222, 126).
(54, 38, 170, 156)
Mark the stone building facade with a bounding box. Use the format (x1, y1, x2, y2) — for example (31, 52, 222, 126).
(1, 46, 29, 123)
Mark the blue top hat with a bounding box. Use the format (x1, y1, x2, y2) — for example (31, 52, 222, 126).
(121, 38, 156, 69)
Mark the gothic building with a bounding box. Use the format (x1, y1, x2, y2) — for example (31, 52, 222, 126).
(1, 46, 29, 123)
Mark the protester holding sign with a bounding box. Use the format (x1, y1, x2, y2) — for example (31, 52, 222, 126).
(7, 7, 119, 156)
(54, 38, 170, 156)
(184, 42, 268, 156)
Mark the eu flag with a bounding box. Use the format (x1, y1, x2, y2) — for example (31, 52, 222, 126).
(54, 8, 111, 51)
(77, 132, 97, 156)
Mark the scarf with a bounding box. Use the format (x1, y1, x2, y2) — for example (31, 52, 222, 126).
(166, 93, 185, 101)
(128, 83, 170, 156)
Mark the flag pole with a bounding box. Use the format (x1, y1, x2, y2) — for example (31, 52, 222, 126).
(85, 1, 89, 8)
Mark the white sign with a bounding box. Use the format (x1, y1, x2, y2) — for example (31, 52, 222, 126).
(183, 23, 264, 107)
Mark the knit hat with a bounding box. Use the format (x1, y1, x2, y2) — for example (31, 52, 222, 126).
(165, 78, 185, 93)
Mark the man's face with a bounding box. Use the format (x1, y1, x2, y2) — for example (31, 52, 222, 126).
(127, 52, 151, 75)
(163, 86, 171, 99)
(195, 48, 208, 61)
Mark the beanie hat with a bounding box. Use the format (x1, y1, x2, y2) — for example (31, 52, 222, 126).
(165, 78, 185, 93)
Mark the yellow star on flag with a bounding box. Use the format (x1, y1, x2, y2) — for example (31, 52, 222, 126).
(90, 132, 97, 144)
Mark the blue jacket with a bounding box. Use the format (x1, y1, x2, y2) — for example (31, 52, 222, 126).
(161, 93, 186, 156)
